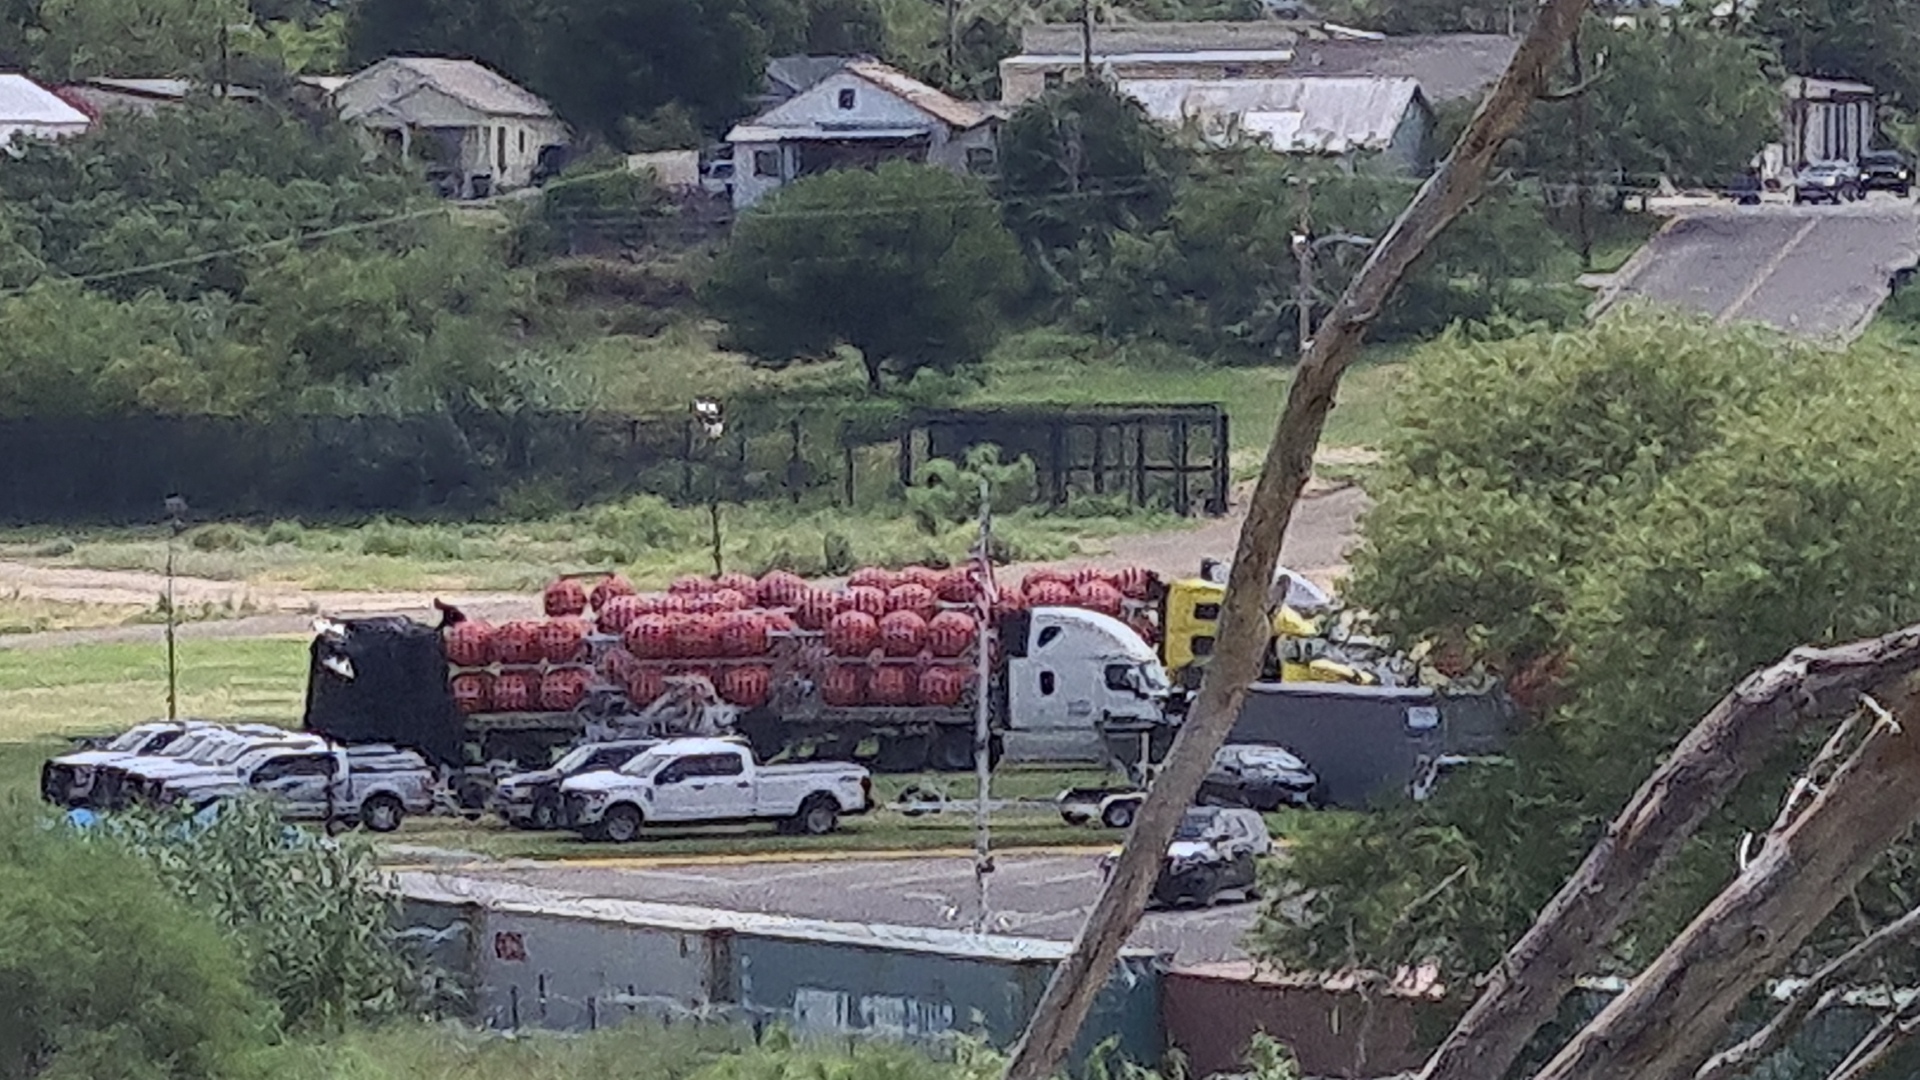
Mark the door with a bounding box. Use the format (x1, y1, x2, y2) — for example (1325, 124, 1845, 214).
(250, 753, 339, 819)
(1007, 625, 1073, 731)
(647, 752, 749, 822)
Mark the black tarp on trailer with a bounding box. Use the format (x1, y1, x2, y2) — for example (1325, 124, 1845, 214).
(304, 617, 464, 767)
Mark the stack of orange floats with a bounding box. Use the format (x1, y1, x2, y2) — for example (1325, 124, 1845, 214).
(441, 563, 1161, 715)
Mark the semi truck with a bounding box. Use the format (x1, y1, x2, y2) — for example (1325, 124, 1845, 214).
(301, 604, 1173, 787)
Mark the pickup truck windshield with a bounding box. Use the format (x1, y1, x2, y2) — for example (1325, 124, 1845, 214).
(553, 745, 603, 773)
(105, 728, 158, 752)
(621, 749, 669, 777)
(1173, 812, 1213, 842)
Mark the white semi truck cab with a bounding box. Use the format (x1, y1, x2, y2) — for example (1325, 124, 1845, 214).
(999, 607, 1172, 763)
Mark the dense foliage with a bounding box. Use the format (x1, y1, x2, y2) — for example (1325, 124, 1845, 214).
(705, 163, 1024, 391)
(1251, 316, 1920, 982)
(0, 102, 545, 418)
(997, 81, 1186, 260)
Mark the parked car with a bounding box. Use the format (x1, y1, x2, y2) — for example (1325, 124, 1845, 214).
(495, 739, 660, 830)
(41, 720, 206, 806)
(1727, 170, 1763, 205)
(84, 724, 300, 810)
(158, 743, 438, 832)
(560, 737, 873, 843)
(1794, 160, 1862, 204)
(118, 730, 329, 809)
(1098, 806, 1273, 908)
(1058, 743, 1321, 828)
(1859, 149, 1913, 198)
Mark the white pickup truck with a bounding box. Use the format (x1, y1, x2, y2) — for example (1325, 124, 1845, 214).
(560, 737, 872, 842)
(157, 743, 438, 832)
(87, 724, 312, 810)
(41, 720, 208, 806)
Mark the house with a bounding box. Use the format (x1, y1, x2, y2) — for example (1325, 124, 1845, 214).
(57, 78, 260, 117)
(0, 74, 90, 149)
(1782, 76, 1876, 168)
(1000, 22, 1517, 108)
(332, 57, 570, 199)
(724, 60, 998, 209)
(759, 56, 853, 109)
(1121, 76, 1434, 173)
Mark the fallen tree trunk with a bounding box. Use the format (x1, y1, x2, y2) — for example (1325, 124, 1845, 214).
(1530, 682, 1920, 1080)
(997, 3, 1595, 1078)
(1417, 627, 1920, 1080)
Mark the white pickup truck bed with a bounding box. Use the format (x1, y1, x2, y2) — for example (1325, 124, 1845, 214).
(561, 737, 872, 842)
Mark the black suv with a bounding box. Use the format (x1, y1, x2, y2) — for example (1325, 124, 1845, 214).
(1860, 150, 1913, 198)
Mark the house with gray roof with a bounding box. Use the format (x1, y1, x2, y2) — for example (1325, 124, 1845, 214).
(1000, 22, 1517, 108)
(1121, 75, 1435, 173)
(332, 57, 570, 199)
(725, 60, 998, 209)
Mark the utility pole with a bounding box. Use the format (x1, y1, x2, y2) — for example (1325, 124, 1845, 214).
(1292, 180, 1315, 356)
(693, 400, 725, 575)
(163, 496, 188, 721)
(218, 22, 231, 100)
(946, 0, 958, 88)
(1080, 0, 1094, 78)
(1571, 24, 1593, 270)
(971, 478, 995, 933)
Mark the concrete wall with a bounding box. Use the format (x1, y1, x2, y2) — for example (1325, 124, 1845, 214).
(398, 874, 1163, 1072)
(1163, 965, 1438, 1078)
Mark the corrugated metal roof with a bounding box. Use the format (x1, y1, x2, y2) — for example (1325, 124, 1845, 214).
(845, 60, 991, 130)
(0, 74, 90, 125)
(1784, 75, 1876, 100)
(1121, 76, 1424, 154)
(1008, 49, 1298, 64)
(728, 124, 931, 143)
(355, 57, 556, 118)
(399, 871, 1163, 964)
(767, 55, 853, 95)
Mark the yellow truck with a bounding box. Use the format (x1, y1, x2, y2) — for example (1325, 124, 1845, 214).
(1158, 576, 1376, 690)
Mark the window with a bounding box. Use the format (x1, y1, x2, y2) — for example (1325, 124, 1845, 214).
(253, 755, 333, 784)
(965, 146, 997, 175)
(838, 88, 857, 109)
(1043, 70, 1065, 89)
(518, 129, 526, 154)
(497, 126, 507, 170)
(663, 754, 745, 783)
(1039, 671, 1057, 695)
(754, 149, 782, 178)
(1192, 635, 1215, 657)
(1104, 664, 1133, 691)
(1193, 602, 1222, 621)
(1036, 626, 1062, 650)
(1222, 65, 1246, 78)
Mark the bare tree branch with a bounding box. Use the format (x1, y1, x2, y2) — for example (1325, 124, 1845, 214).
(1695, 899, 1920, 1080)
(1825, 997, 1920, 1080)
(1530, 681, 1920, 1080)
(996, 3, 1597, 1078)
(1417, 628, 1920, 1080)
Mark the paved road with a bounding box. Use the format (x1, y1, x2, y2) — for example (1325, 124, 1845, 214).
(1597, 195, 1920, 343)
(440, 852, 1262, 966)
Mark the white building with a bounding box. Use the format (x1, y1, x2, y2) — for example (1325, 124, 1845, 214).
(724, 60, 999, 210)
(333, 57, 570, 199)
(0, 74, 90, 150)
(1121, 76, 1434, 174)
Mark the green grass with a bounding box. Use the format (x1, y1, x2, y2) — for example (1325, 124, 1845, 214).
(0, 637, 310, 741)
(0, 495, 1188, 595)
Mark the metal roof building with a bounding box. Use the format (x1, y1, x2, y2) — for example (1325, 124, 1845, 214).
(1121, 75, 1435, 170)
(0, 73, 90, 149)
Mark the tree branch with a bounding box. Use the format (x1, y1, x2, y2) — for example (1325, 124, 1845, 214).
(1530, 681, 1920, 1080)
(1416, 627, 1920, 1080)
(996, 3, 1597, 1078)
(1824, 997, 1920, 1080)
(1695, 898, 1920, 1080)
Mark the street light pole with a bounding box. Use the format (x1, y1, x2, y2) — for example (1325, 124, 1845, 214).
(693, 400, 726, 576)
(972, 477, 995, 933)
(163, 495, 188, 721)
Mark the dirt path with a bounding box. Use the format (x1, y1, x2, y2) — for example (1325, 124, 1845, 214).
(0, 470, 1371, 651)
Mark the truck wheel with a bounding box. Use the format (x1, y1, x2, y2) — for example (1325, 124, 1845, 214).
(361, 794, 405, 834)
(796, 794, 840, 836)
(1102, 799, 1139, 830)
(600, 804, 643, 843)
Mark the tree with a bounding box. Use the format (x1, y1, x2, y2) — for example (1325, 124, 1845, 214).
(705, 163, 1024, 392)
(345, 0, 541, 87)
(1750, 0, 1920, 110)
(30, 0, 252, 81)
(1251, 316, 1920, 1025)
(996, 79, 1185, 261)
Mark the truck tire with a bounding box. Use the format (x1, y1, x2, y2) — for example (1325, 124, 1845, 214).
(796, 794, 840, 836)
(1102, 798, 1140, 830)
(599, 804, 643, 843)
(360, 794, 405, 834)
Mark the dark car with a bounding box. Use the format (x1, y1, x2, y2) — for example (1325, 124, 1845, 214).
(494, 739, 658, 830)
(1794, 160, 1862, 204)
(1198, 743, 1324, 810)
(1099, 807, 1272, 908)
(1727, 170, 1763, 205)
(1859, 150, 1913, 198)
